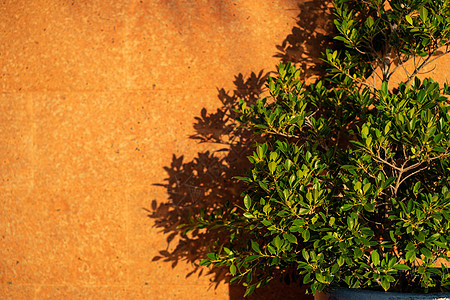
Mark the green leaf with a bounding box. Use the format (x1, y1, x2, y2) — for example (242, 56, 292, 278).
(302, 229, 311, 242)
(342, 204, 353, 211)
(268, 161, 277, 174)
(413, 182, 421, 194)
(360, 227, 374, 236)
(421, 248, 432, 259)
(261, 220, 272, 227)
(283, 189, 290, 201)
(334, 35, 348, 43)
(302, 249, 310, 261)
(353, 248, 363, 258)
(337, 256, 344, 266)
(434, 133, 443, 143)
(268, 77, 275, 93)
(251, 240, 261, 253)
(256, 145, 265, 160)
(393, 264, 411, 271)
(405, 15, 413, 25)
(419, 7, 428, 22)
(207, 253, 217, 260)
(234, 176, 251, 183)
(270, 151, 278, 161)
(199, 259, 211, 266)
(290, 225, 301, 232)
(364, 203, 375, 212)
(244, 284, 256, 297)
(381, 81, 388, 95)
(289, 174, 296, 186)
(371, 250, 380, 266)
(259, 181, 268, 191)
(331, 263, 340, 274)
(383, 177, 396, 189)
(285, 233, 298, 244)
(277, 210, 290, 218)
(389, 231, 397, 243)
(316, 272, 326, 283)
(384, 121, 392, 135)
(341, 165, 357, 171)
(244, 195, 251, 210)
(303, 273, 312, 285)
(244, 255, 260, 263)
(243, 212, 254, 219)
(361, 126, 369, 138)
(274, 235, 282, 249)
(381, 277, 390, 291)
(230, 264, 237, 276)
(417, 232, 426, 243)
(328, 217, 335, 227)
(293, 219, 306, 226)
(406, 250, 416, 262)
(285, 159, 293, 171)
(418, 90, 426, 103)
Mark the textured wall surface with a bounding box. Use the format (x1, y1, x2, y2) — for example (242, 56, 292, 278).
(1, 1, 448, 299)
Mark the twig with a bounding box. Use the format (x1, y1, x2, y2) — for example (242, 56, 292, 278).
(336, 66, 377, 91)
(387, 51, 411, 81)
(398, 165, 429, 187)
(267, 130, 301, 139)
(406, 50, 450, 85)
(373, 155, 402, 171)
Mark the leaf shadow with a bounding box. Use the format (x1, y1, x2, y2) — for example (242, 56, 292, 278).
(274, 0, 335, 82)
(150, 70, 267, 284)
(148, 1, 334, 299)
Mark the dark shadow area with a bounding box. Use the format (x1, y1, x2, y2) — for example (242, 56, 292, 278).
(148, 1, 333, 299)
(275, 0, 334, 81)
(150, 70, 267, 286)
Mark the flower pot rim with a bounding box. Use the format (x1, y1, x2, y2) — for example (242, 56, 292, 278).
(315, 287, 450, 300)
(325, 287, 450, 295)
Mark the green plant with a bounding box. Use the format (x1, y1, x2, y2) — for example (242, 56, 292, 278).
(185, 0, 450, 296)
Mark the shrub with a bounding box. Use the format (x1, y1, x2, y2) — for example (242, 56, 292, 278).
(187, 0, 450, 296)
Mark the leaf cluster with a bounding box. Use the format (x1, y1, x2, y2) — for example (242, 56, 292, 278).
(192, 0, 450, 296)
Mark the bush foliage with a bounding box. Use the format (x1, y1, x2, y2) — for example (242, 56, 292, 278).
(187, 0, 450, 295)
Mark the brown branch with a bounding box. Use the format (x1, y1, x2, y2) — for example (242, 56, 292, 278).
(405, 49, 450, 85)
(335, 65, 377, 91)
(266, 130, 301, 139)
(397, 165, 429, 188)
(373, 155, 402, 172)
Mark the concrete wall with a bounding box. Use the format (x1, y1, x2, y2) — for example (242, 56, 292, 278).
(1, 0, 447, 299)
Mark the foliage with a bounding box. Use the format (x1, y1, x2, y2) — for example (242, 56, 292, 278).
(186, 0, 450, 296)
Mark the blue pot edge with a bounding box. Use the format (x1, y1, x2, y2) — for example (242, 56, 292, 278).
(324, 287, 450, 297)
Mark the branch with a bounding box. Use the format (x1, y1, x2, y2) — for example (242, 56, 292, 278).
(387, 50, 411, 81)
(393, 152, 449, 195)
(373, 155, 402, 172)
(336, 66, 377, 91)
(405, 49, 450, 85)
(397, 165, 429, 188)
(305, 109, 320, 128)
(403, 152, 450, 173)
(266, 130, 301, 139)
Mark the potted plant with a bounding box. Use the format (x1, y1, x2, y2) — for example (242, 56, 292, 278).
(184, 0, 450, 298)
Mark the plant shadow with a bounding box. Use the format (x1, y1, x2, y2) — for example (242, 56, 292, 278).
(148, 1, 333, 299)
(150, 69, 267, 285)
(275, 0, 334, 81)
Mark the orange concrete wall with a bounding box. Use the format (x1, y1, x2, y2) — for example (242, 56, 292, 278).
(0, 0, 448, 299)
